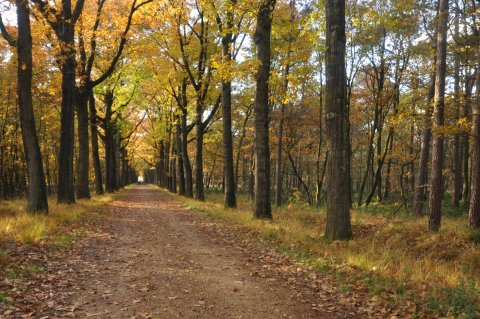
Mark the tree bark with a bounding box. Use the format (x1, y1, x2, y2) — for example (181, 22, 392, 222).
(175, 115, 185, 195)
(76, 86, 90, 199)
(428, 0, 449, 232)
(104, 90, 116, 193)
(56, 25, 77, 203)
(468, 52, 480, 228)
(89, 90, 103, 194)
(413, 72, 436, 216)
(324, 0, 352, 240)
(194, 99, 205, 201)
(15, 0, 49, 213)
(221, 0, 237, 208)
(452, 14, 462, 208)
(253, 0, 276, 219)
(181, 108, 193, 197)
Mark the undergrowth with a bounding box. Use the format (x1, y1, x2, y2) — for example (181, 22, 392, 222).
(0, 193, 114, 245)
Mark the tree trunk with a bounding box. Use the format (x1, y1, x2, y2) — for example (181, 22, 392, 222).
(275, 65, 290, 207)
(452, 14, 462, 208)
(324, 0, 352, 240)
(468, 52, 480, 228)
(175, 115, 185, 195)
(413, 74, 436, 215)
(181, 109, 193, 197)
(57, 28, 75, 204)
(221, 2, 237, 208)
(89, 90, 103, 194)
(56, 2, 78, 204)
(315, 52, 325, 207)
(158, 141, 165, 188)
(366, 130, 393, 206)
(104, 90, 116, 193)
(253, 0, 275, 219)
(76, 86, 90, 199)
(194, 99, 205, 201)
(428, 0, 448, 232)
(16, 0, 49, 213)
(463, 75, 472, 206)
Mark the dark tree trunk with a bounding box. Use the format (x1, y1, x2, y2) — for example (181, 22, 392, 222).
(104, 90, 116, 193)
(452, 14, 462, 208)
(113, 132, 120, 191)
(253, 0, 276, 219)
(76, 86, 90, 199)
(324, 0, 352, 240)
(357, 114, 377, 206)
(221, 2, 237, 208)
(275, 64, 290, 207)
(384, 132, 394, 199)
(463, 76, 472, 206)
(89, 90, 103, 194)
(159, 141, 166, 188)
(194, 100, 205, 201)
(16, 0, 49, 213)
(164, 128, 171, 189)
(181, 109, 193, 197)
(413, 74, 436, 215)
(274, 107, 284, 207)
(234, 106, 253, 192)
(468, 52, 480, 228)
(366, 131, 393, 206)
(428, 0, 449, 232)
(56, 31, 76, 203)
(315, 54, 324, 207)
(56, 0, 83, 204)
(175, 115, 185, 195)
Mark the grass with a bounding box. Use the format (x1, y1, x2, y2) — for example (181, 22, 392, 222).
(0, 193, 114, 246)
(157, 187, 480, 317)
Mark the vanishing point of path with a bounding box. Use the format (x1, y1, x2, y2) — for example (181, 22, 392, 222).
(3, 185, 392, 318)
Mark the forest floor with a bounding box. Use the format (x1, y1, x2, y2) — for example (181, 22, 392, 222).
(0, 185, 402, 318)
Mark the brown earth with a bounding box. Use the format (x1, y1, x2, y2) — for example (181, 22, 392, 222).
(1, 185, 398, 318)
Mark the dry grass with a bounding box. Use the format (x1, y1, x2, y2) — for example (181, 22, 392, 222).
(0, 193, 114, 245)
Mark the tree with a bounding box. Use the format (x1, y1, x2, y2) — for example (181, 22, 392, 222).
(31, 0, 86, 204)
(215, 0, 238, 208)
(468, 48, 480, 228)
(323, 0, 352, 240)
(76, 0, 152, 198)
(428, 0, 449, 232)
(413, 1, 438, 216)
(253, 0, 276, 219)
(0, 0, 48, 213)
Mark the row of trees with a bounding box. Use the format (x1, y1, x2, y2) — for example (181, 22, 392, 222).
(1, 0, 480, 239)
(137, 0, 480, 238)
(0, 0, 148, 211)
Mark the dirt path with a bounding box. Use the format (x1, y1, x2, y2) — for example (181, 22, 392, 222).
(2, 186, 392, 318)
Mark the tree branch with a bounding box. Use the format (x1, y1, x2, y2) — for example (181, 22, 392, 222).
(0, 14, 17, 47)
(91, 0, 153, 87)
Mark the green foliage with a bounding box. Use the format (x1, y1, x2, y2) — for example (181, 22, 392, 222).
(425, 280, 479, 319)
